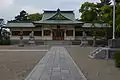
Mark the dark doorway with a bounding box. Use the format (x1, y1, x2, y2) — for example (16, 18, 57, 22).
(52, 29, 64, 40)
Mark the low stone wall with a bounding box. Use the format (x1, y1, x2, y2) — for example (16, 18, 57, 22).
(10, 39, 108, 46)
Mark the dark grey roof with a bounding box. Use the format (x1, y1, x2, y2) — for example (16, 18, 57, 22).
(34, 9, 83, 24)
(6, 22, 35, 28)
(42, 10, 75, 21)
(82, 23, 111, 28)
(34, 20, 82, 24)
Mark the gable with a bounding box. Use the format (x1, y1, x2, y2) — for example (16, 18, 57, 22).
(47, 11, 70, 20)
(42, 9, 75, 21)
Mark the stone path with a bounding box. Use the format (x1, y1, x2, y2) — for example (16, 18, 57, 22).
(25, 47, 87, 80)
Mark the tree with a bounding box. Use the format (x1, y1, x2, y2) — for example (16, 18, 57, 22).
(80, 2, 101, 46)
(0, 19, 5, 40)
(115, 4, 120, 37)
(100, 5, 112, 24)
(116, 0, 120, 3)
(15, 10, 29, 21)
(79, 2, 98, 22)
(100, 0, 111, 5)
(27, 13, 42, 21)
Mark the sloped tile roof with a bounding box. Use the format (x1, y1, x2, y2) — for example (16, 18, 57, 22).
(82, 23, 111, 28)
(6, 22, 35, 28)
(34, 9, 83, 24)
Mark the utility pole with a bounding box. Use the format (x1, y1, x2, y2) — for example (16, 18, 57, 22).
(113, 0, 116, 39)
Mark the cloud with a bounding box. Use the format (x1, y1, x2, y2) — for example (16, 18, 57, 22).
(0, 0, 100, 21)
(21, 6, 42, 14)
(0, 0, 14, 10)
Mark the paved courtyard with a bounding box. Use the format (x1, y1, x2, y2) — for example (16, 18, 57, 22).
(0, 45, 120, 80)
(0, 45, 48, 80)
(66, 46, 120, 80)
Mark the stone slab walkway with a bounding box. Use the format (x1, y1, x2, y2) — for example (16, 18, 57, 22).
(25, 47, 87, 80)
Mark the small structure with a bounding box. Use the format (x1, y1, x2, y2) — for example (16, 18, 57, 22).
(19, 31, 24, 47)
(89, 39, 120, 59)
(28, 31, 35, 45)
(80, 31, 88, 47)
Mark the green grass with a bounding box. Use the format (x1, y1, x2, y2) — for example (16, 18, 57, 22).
(114, 51, 120, 68)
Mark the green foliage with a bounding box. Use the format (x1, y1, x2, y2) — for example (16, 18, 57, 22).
(100, 5, 112, 24)
(116, 4, 120, 32)
(100, 0, 111, 5)
(13, 10, 42, 21)
(79, 1, 113, 24)
(114, 51, 120, 68)
(79, 1, 120, 34)
(116, 0, 120, 3)
(79, 2, 98, 22)
(27, 13, 42, 21)
(0, 40, 11, 45)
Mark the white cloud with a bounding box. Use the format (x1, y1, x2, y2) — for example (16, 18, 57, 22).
(0, 0, 14, 10)
(0, 0, 100, 21)
(21, 6, 42, 14)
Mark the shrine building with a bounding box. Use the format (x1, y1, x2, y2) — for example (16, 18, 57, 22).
(6, 9, 111, 40)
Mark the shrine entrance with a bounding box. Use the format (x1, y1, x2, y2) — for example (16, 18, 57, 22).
(52, 29, 64, 40)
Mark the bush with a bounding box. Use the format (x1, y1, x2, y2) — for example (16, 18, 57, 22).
(0, 40, 2, 44)
(2, 40, 11, 45)
(0, 40, 11, 45)
(114, 51, 120, 68)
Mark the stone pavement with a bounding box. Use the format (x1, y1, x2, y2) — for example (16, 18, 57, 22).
(25, 46, 87, 80)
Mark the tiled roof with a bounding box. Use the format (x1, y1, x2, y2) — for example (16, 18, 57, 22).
(6, 22, 35, 28)
(34, 9, 83, 24)
(82, 23, 111, 28)
(34, 20, 82, 24)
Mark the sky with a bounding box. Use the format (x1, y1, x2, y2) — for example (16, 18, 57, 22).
(0, 0, 101, 22)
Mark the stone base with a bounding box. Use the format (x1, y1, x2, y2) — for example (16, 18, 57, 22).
(18, 44, 24, 47)
(89, 47, 120, 59)
(80, 40, 88, 47)
(108, 39, 120, 48)
(28, 40, 35, 45)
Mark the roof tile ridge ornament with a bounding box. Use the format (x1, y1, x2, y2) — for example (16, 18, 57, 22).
(57, 8, 60, 12)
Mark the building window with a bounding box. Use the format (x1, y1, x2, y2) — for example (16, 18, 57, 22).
(23, 31, 31, 36)
(44, 30, 51, 36)
(34, 31, 42, 36)
(12, 31, 20, 36)
(75, 31, 82, 36)
(66, 30, 73, 36)
(86, 31, 92, 36)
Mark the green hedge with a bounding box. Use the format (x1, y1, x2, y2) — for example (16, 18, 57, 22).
(0, 40, 11, 45)
(114, 51, 120, 68)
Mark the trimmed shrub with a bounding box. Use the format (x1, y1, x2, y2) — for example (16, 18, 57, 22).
(2, 40, 11, 45)
(0, 40, 11, 45)
(114, 51, 120, 68)
(0, 40, 2, 44)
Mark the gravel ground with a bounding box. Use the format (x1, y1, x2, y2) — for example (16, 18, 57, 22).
(0, 51, 46, 80)
(66, 46, 120, 80)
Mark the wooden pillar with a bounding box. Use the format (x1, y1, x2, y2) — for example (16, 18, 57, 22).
(64, 29, 66, 40)
(73, 28, 75, 40)
(42, 25, 44, 40)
